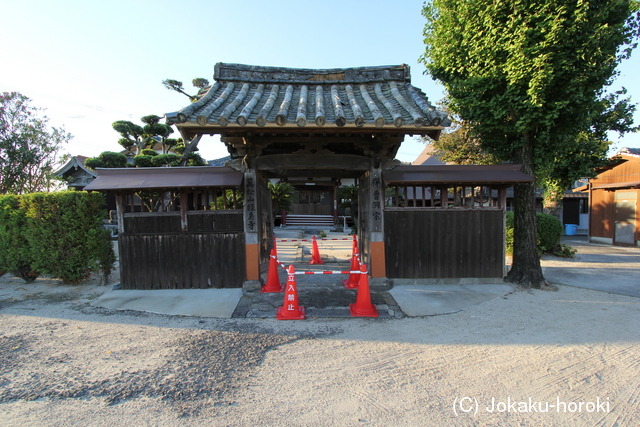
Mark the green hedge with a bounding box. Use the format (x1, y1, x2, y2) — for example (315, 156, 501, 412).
(0, 191, 115, 284)
(0, 195, 39, 281)
(506, 211, 563, 256)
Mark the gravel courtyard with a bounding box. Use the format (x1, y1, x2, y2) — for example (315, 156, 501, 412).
(1, 271, 639, 426)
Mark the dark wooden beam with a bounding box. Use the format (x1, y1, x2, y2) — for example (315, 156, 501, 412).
(177, 124, 439, 140)
(255, 154, 372, 172)
(264, 169, 365, 179)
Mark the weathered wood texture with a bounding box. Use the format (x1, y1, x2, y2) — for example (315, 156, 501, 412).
(385, 185, 505, 208)
(256, 173, 274, 265)
(588, 157, 640, 243)
(357, 171, 372, 266)
(118, 211, 245, 289)
(123, 211, 243, 234)
(384, 209, 505, 278)
(589, 189, 615, 239)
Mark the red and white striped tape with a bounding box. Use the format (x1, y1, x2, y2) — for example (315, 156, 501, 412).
(295, 270, 364, 275)
(276, 238, 353, 242)
(270, 256, 365, 275)
(271, 255, 288, 270)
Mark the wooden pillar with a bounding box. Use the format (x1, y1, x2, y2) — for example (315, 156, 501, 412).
(333, 179, 339, 225)
(180, 190, 188, 232)
(500, 186, 508, 277)
(498, 187, 507, 210)
(367, 167, 386, 279)
(243, 169, 261, 283)
(115, 192, 126, 235)
(588, 182, 593, 239)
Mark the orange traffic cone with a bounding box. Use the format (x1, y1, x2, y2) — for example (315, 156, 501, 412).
(309, 235, 324, 265)
(273, 235, 278, 258)
(347, 234, 357, 260)
(261, 248, 283, 293)
(342, 243, 361, 289)
(276, 265, 306, 320)
(350, 264, 378, 317)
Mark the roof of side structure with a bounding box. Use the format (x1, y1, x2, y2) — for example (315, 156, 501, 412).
(384, 165, 534, 184)
(165, 63, 450, 133)
(83, 166, 243, 190)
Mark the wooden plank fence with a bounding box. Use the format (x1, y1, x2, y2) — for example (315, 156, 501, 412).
(118, 211, 245, 289)
(384, 209, 505, 279)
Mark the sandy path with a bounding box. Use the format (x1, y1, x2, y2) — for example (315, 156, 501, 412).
(217, 286, 640, 426)
(1, 276, 639, 426)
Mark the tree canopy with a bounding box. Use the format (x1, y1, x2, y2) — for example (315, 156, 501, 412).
(423, 103, 500, 165)
(84, 151, 128, 169)
(162, 78, 210, 102)
(112, 115, 177, 155)
(421, 0, 640, 288)
(0, 92, 71, 194)
(84, 115, 206, 170)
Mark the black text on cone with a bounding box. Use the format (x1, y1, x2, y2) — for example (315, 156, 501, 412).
(276, 265, 305, 320)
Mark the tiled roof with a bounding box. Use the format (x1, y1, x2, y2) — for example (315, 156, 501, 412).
(207, 156, 232, 166)
(618, 147, 640, 157)
(54, 156, 97, 178)
(84, 167, 243, 191)
(412, 144, 451, 165)
(165, 63, 450, 131)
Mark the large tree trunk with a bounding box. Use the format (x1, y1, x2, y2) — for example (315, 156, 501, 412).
(506, 142, 554, 290)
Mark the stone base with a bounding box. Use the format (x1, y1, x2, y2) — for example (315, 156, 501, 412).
(242, 279, 264, 292)
(369, 277, 391, 291)
(589, 236, 613, 245)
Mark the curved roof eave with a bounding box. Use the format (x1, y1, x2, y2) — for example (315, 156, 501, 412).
(165, 63, 451, 135)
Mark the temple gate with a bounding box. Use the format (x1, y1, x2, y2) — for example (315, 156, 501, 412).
(86, 62, 532, 290)
(165, 63, 451, 287)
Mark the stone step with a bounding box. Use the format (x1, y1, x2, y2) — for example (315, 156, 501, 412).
(285, 214, 334, 226)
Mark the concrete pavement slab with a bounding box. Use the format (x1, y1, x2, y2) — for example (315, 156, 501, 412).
(92, 288, 243, 318)
(389, 284, 514, 316)
(542, 236, 640, 298)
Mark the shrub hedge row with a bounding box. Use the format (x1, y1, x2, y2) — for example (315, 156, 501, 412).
(505, 211, 564, 256)
(0, 191, 115, 284)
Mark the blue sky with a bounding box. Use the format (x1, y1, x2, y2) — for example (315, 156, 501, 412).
(3, 0, 639, 164)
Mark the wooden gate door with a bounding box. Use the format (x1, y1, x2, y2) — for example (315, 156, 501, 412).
(614, 191, 637, 245)
(292, 189, 332, 215)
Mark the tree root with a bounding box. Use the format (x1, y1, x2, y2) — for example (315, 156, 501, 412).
(510, 279, 558, 292)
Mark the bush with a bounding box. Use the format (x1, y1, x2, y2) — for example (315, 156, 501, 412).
(133, 155, 154, 167)
(268, 182, 295, 213)
(536, 212, 563, 253)
(554, 243, 577, 258)
(151, 153, 181, 167)
(505, 211, 564, 256)
(505, 211, 515, 255)
(0, 195, 39, 281)
(84, 151, 128, 169)
(140, 149, 159, 156)
(211, 189, 243, 210)
(0, 191, 115, 284)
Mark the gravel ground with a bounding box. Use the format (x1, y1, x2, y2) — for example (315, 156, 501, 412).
(1, 240, 640, 426)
